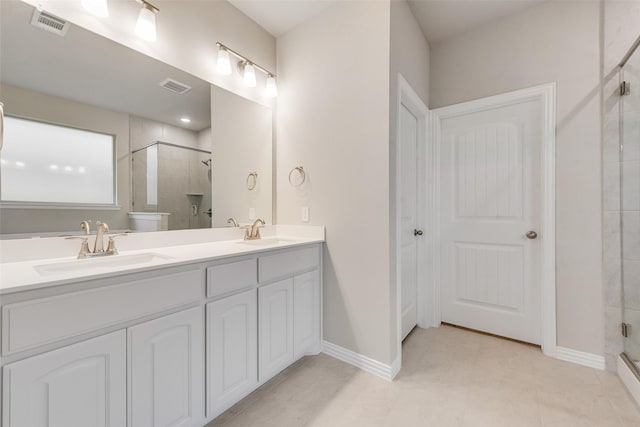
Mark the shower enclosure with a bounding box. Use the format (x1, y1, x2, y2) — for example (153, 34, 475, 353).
(132, 142, 212, 230)
(620, 37, 640, 375)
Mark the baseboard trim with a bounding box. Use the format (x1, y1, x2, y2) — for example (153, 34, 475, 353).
(618, 355, 640, 406)
(321, 340, 396, 381)
(555, 346, 605, 370)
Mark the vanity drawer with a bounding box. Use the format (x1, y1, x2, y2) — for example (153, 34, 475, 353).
(258, 246, 320, 283)
(2, 269, 203, 355)
(207, 258, 257, 298)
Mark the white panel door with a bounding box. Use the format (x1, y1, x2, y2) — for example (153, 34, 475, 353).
(128, 307, 205, 427)
(293, 270, 320, 358)
(439, 97, 542, 344)
(2, 330, 126, 427)
(399, 103, 419, 340)
(207, 289, 258, 418)
(259, 278, 294, 382)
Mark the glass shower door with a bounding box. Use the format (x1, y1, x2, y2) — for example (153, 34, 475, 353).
(622, 43, 640, 370)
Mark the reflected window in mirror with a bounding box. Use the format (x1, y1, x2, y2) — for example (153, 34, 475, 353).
(0, 116, 115, 206)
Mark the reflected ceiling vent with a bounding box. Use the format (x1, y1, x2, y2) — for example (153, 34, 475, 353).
(159, 78, 192, 94)
(31, 9, 70, 36)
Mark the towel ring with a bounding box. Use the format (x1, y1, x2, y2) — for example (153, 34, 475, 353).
(246, 172, 258, 190)
(288, 166, 306, 187)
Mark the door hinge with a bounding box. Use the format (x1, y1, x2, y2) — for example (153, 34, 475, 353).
(621, 81, 631, 96)
(622, 323, 631, 338)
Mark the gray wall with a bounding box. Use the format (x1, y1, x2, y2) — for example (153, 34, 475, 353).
(430, 0, 604, 356)
(277, 1, 394, 364)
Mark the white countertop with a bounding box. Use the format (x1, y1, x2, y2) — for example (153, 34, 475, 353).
(0, 226, 324, 295)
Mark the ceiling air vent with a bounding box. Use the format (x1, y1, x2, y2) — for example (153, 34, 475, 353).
(159, 78, 192, 95)
(31, 9, 70, 36)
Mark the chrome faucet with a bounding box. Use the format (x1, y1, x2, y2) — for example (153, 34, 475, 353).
(227, 217, 239, 227)
(244, 218, 265, 240)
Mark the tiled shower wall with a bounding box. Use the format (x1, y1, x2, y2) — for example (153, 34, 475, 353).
(602, 0, 640, 370)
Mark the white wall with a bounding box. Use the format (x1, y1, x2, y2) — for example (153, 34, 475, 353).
(389, 0, 430, 363)
(430, 0, 604, 356)
(277, 1, 393, 364)
(22, 0, 276, 107)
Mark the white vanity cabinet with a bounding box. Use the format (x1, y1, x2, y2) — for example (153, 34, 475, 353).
(293, 270, 321, 359)
(259, 278, 295, 382)
(2, 330, 127, 427)
(128, 306, 205, 427)
(257, 270, 321, 383)
(206, 289, 258, 418)
(0, 240, 323, 427)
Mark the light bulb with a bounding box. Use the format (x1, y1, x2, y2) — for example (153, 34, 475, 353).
(82, 0, 109, 18)
(217, 47, 232, 75)
(266, 75, 278, 98)
(136, 3, 157, 42)
(243, 62, 256, 88)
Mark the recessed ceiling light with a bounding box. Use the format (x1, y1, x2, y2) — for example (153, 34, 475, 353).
(64, 166, 73, 172)
(180, 117, 191, 123)
(15, 161, 26, 168)
(49, 164, 58, 170)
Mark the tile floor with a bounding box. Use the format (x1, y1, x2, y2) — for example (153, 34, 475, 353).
(207, 325, 640, 427)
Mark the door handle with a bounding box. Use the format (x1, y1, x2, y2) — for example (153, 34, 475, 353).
(414, 229, 423, 236)
(525, 230, 538, 239)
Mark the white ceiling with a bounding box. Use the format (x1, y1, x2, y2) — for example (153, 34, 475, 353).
(408, 0, 546, 44)
(227, 0, 546, 43)
(228, 0, 337, 37)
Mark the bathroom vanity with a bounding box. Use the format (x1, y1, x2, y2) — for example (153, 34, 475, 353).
(0, 227, 323, 427)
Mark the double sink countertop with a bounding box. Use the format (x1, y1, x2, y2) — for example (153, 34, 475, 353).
(0, 225, 325, 294)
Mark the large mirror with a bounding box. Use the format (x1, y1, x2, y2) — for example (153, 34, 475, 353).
(0, 0, 272, 237)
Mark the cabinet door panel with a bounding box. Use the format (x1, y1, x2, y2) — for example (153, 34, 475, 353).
(128, 307, 204, 427)
(294, 270, 320, 358)
(207, 289, 257, 418)
(2, 330, 126, 427)
(259, 279, 293, 382)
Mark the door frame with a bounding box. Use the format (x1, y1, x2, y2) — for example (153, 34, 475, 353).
(395, 74, 429, 367)
(428, 83, 557, 356)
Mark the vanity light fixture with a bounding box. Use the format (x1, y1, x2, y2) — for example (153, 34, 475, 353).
(216, 46, 232, 76)
(266, 74, 278, 98)
(215, 42, 277, 97)
(81, 0, 109, 18)
(241, 62, 257, 88)
(135, 0, 159, 42)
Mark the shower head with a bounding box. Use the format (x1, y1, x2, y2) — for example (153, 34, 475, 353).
(202, 159, 212, 166)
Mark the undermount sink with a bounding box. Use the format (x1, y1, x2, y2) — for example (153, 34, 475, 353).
(34, 253, 173, 276)
(236, 238, 298, 246)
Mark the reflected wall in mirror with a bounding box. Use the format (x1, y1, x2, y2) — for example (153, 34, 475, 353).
(0, 0, 273, 237)
(211, 85, 272, 226)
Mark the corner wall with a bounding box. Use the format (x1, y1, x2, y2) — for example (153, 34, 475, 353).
(389, 0, 430, 363)
(276, 1, 393, 364)
(430, 0, 604, 357)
